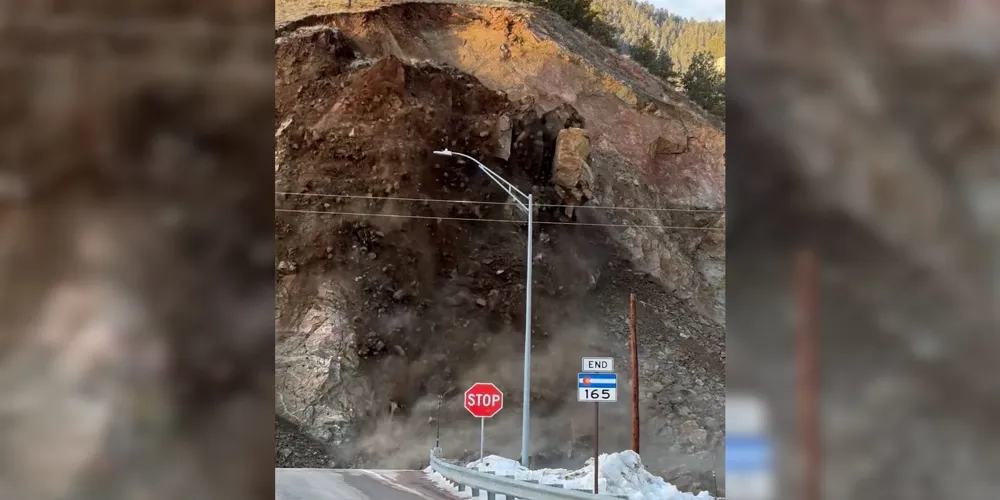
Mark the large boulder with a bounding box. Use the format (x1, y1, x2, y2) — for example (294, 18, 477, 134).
(551, 127, 594, 217)
(275, 282, 371, 446)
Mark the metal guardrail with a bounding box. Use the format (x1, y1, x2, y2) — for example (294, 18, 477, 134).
(428, 449, 627, 500)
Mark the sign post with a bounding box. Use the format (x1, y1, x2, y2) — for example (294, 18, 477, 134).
(594, 399, 599, 494)
(464, 383, 504, 461)
(629, 293, 640, 455)
(435, 394, 442, 450)
(578, 359, 616, 494)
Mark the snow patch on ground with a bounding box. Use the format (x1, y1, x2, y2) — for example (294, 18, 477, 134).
(424, 450, 714, 500)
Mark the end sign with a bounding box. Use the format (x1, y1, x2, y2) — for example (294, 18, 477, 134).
(582, 357, 614, 372)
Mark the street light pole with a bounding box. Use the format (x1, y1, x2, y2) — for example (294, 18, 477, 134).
(433, 148, 534, 467)
(522, 191, 532, 468)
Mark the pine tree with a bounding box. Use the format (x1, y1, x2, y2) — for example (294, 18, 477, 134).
(650, 51, 678, 85)
(517, 0, 724, 91)
(628, 35, 678, 85)
(591, 0, 724, 70)
(630, 35, 657, 67)
(681, 51, 724, 118)
(524, 0, 617, 47)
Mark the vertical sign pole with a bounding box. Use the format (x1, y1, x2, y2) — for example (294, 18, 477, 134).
(593, 401, 599, 494)
(480, 417, 485, 461)
(435, 395, 442, 449)
(795, 249, 820, 500)
(521, 193, 533, 467)
(629, 292, 640, 454)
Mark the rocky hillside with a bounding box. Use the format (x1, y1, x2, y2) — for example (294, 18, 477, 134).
(274, 1, 724, 492)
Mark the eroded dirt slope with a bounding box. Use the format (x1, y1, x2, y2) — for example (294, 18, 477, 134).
(279, 3, 726, 318)
(275, 4, 725, 493)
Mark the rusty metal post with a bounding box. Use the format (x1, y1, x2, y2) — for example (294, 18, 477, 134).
(629, 292, 640, 454)
(795, 248, 820, 500)
(594, 402, 599, 494)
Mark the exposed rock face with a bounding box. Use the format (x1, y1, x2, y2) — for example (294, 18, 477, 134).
(551, 127, 594, 216)
(275, 281, 370, 446)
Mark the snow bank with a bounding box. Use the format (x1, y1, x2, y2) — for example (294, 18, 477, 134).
(425, 450, 714, 500)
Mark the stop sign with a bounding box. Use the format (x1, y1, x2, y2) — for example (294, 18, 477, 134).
(464, 382, 504, 418)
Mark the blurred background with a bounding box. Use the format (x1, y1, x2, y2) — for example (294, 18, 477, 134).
(0, 2, 274, 499)
(726, 0, 999, 499)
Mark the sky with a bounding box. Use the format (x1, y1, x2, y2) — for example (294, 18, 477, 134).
(647, 0, 725, 21)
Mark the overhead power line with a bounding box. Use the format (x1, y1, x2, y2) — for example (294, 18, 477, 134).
(275, 207, 724, 230)
(275, 191, 724, 214)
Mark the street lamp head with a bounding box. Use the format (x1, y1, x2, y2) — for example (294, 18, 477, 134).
(433, 149, 453, 156)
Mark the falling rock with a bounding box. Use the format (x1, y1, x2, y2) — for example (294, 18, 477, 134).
(680, 419, 708, 447)
(542, 104, 581, 139)
(551, 128, 595, 215)
(492, 114, 513, 160)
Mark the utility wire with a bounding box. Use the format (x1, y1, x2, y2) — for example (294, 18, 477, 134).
(275, 191, 724, 214)
(275, 207, 723, 230)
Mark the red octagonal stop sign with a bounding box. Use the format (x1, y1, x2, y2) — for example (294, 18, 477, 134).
(464, 382, 503, 418)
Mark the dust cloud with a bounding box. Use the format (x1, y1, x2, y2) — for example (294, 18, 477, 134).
(351, 320, 637, 470)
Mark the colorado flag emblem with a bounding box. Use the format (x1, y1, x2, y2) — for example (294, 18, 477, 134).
(577, 373, 616, 388)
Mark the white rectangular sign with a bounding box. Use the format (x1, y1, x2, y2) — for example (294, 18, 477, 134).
(726, 394, 774, 500)
(577, 372, 618, 402)
(581, 357, 614, 372)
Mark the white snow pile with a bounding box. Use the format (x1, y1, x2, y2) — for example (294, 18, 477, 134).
(425, 450, 713, 500)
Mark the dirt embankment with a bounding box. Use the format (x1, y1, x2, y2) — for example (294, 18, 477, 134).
(280, 0, 726, 317)
(275, 4, 725, 493)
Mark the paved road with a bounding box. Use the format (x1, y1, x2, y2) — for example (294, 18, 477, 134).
(275, 469, 459, 500)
